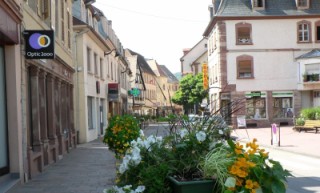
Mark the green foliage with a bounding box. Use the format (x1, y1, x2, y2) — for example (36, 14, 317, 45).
(103, 115, 141, 159)
(295, 117, 305, 126)
(171, 73, 208, 112)
(299, 107, 320, 120)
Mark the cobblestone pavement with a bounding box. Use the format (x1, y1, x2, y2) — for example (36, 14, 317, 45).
(7, 139, 116, 193)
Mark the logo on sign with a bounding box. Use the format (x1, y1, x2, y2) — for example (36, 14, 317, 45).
(29, 33, 51, 49)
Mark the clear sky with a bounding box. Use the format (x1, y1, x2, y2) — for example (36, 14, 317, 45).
(93, 0, 211, 74)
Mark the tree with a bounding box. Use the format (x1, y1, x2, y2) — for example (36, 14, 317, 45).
(171, 73, 207, 114)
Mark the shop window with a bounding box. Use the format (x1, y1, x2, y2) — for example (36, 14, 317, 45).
(297, 21, 312, 43)
(246, 98, 266, 119)
(273, 98, 293, 118)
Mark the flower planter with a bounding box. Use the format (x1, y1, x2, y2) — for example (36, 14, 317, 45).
(168, 176, 218, 193)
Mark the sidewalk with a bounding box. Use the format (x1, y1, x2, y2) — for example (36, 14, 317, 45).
(231, 126, 320, 158)
(6, 139, 116, 193)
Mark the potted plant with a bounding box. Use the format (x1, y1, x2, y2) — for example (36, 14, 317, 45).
(200, 139, 292, 193)
(302, 73, 308, 82)
(104, 114, 230, 193)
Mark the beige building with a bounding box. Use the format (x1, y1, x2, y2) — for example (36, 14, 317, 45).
(126, 50, 157, 115)
(180, 38, 208, 76)
(204, 0, 320, 127)
(73, 1, 109, 143)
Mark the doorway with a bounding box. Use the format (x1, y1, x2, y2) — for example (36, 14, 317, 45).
(0, 46, 9, 176)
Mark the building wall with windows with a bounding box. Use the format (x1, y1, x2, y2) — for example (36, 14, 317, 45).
(73, 2, 112, 143)
(205, 0, 320, 128)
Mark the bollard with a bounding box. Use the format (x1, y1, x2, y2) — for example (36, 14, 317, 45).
(271, 123, 280, 146)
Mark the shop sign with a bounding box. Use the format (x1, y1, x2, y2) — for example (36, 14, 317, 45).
(108, 83, 119, 101)
(202, 63, 208, 90)
(24, 30, 55, 59)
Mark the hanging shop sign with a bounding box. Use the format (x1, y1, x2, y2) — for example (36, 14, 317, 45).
(202, 63, 208, 90)
(108, 83, 119, 102)
(24, 30, 55, 59)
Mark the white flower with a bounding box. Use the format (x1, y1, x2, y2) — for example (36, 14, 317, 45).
(139, 130, 145, 137)
(119, 162, 128, 174)
(218, 130, 224, 135)
(179, 128, 188, 138)
(224, 177, 236, 188)
(196, 131, 206, 142)
(135, 185, 146, 192)
(123, 185, 132, 190)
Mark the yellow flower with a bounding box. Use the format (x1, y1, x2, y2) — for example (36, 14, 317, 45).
(253, 181, 260, 188)
(245, 179, 254, 189)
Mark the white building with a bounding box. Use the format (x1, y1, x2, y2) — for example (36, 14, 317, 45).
(204, 0, 320, 127)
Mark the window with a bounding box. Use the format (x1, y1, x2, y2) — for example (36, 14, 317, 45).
(297, 0, 309, 8)
(237, 55, 253, 79)
(316, 21, 320, 42)
(61, 0, 65, 42)
(67, 9, 71, 48)
(246, 97, 266, 119)
(111, 62, 113, 80)
(87, 97, 94, 130)
(236, 23, 252, 45)
(252, 0, 264, 8)
(94, 53, 98, 75)
(87, 47, 91, 72)
(100, 58, 103, 78)
(55, 0, 59, 38)
(297, 21, 311, 43)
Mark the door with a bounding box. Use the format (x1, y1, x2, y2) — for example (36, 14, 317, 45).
(0, 46, 9, 176)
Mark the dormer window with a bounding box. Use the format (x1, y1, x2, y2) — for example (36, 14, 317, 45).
(296, 0, 309, 9)
(252, 0, 265, 10)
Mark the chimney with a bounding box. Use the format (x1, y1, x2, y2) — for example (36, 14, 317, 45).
(183, 48, 191, 56)
(208, 4, 214, 19)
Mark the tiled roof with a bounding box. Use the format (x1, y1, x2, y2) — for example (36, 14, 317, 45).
(296, 49, 320, 59)
(128, 50, 156, 75)
(158, 65, 179, 83)
(216, 0, 320, 17)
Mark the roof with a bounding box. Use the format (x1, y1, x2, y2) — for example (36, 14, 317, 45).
(216, 0, 320, 17)
(204, 0, 320, 36)
(158, 65, 179, 83)
(128, 50, 156, 75)
(296, 49, 320, 59)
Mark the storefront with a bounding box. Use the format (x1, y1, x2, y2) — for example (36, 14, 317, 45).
(0, 46, 8, 176)
(0, 0, 22, 183)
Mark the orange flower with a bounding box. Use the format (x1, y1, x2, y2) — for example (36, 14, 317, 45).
(245, 179, 254, 189)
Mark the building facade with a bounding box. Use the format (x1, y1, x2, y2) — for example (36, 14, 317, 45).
(20, 0, 76, 180)
(204, 0, 320, 127)
(0, 0, 23, 188)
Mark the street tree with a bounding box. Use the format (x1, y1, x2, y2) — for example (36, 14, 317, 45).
(172, 73, 207, 114)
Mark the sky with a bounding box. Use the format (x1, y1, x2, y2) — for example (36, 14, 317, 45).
(93, 0, 211, 74)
